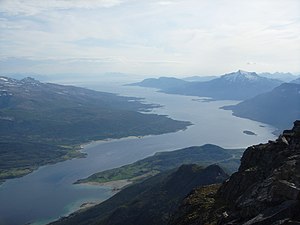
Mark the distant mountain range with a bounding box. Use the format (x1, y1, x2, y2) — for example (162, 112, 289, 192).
(130, 70, 300, 132)
(130, 70, 283, 100)
(222, 83, 300, 132)
(259, 72, 299, 82)
(129, 76, 188, 90)
(183, 72, 298, 83)
(291, 77, 300, 84)
(0, 76, 190, 183)
(183, 75, 218, 82)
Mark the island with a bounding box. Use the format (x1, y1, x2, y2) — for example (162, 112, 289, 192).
(243, 130, 257, 136)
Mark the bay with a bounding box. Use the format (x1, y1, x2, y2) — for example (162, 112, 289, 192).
(0, 83, 276, 225)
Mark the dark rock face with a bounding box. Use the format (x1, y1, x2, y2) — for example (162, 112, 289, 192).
(218, 120, 300, 224)
(169, 121, 300, 225)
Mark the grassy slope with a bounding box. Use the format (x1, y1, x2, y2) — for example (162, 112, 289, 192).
(168, 184, 226, 225)
(76, 144, 244, 184)
(51, 164, 229, 225)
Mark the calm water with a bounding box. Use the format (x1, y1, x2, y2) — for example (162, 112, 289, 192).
(0, 83, 276, 225)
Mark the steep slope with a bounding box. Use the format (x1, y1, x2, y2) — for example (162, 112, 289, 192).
(0, 76, 190, 182)
(131, 70, 282, 100)
(170, 121, 300, 225)
(222, 83, 300, 132)
(50, 165, 228, 225)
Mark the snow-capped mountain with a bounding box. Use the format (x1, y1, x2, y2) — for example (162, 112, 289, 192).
(222, 70, 261, 82)
(132, 70, 283, 100)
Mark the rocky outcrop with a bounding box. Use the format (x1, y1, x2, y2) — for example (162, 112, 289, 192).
(170, 121, 300, 225)
(218, 120, 300, 224)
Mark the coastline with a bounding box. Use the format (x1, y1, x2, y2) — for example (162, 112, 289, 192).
(80, 180, 132, 192)
(55, 180, 133, 222)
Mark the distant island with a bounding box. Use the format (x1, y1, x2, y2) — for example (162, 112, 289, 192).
(0, 76, 191, 183)
(243, 130, 257, 136)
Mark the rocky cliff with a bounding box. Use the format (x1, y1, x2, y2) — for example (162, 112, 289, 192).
(170, 121, 300, 225)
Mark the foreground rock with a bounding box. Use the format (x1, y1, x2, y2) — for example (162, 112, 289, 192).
(170, 120, 300, 225)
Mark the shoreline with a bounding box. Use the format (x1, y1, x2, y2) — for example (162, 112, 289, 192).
(79, 179, 133, 192)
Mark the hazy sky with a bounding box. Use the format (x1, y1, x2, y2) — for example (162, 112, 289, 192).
(0, 0, 299, 77)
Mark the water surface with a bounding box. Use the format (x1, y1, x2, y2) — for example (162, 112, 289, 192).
(0, 83, 276, 225)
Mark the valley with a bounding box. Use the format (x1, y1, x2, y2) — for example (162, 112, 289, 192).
(0, 81, 276, 225)
(0, 77, 190, 183)
(2, 1, 299, 224)
(130, 71, 300, 132)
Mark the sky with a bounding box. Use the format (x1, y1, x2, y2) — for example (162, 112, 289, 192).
(0, 0, 299, 77)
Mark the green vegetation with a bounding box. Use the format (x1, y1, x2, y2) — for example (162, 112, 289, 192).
(0, 141, 83, 182)
(76, 144, 244, 184)
(50, 165, 229, 225)
(0, 77, 190, 183)
(169, 184, 228, 225)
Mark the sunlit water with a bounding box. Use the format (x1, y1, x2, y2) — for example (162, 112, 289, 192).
(0, 82, 276, 225)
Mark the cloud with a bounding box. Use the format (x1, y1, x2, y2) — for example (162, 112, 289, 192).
(0, 0, 124, 15)
(0, 0, 299, 76)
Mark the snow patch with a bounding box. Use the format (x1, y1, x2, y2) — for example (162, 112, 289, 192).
(223, 70, 259, 82)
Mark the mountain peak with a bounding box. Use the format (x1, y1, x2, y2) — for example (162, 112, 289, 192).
(21, 77, 41, 85)
(237, 69, 252, 74)
(222, 70, 260, 82)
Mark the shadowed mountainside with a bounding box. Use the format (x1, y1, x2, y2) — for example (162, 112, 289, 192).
(222, 83, 300, 133)
(170, 121, 300, 225)
(0, 76, 190, 183)
(50, 164, 229, 225)
(76, 144, 244, 185)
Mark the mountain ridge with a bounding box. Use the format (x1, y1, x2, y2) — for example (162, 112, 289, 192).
(222, 82, 300, 132)
(50, 164, 229, 225)
(0, 76, 190, 183)
(75, 144, 244, 185)
(130, 70, 283, 100)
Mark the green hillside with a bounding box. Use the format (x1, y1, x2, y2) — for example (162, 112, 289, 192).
(0, 76, 190, 183)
